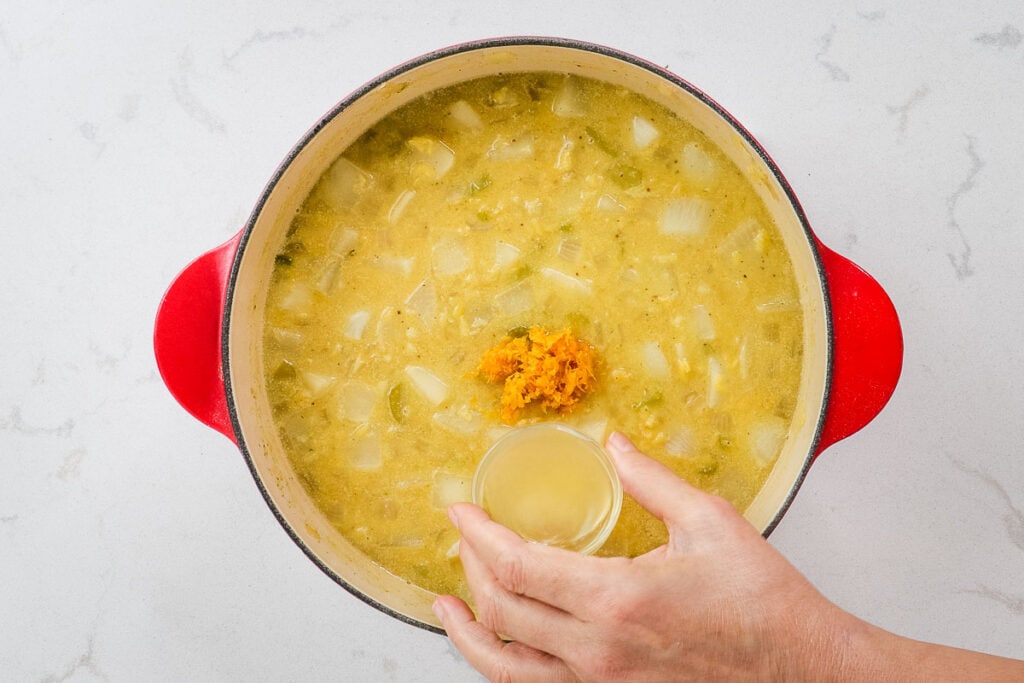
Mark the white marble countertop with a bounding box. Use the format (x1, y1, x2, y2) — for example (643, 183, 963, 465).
(2, 2, 1022, 680)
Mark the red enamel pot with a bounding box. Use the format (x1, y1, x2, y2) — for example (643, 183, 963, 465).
(153, 37, 903, 632)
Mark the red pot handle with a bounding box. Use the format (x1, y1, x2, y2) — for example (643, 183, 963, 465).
(814, 238, 903, 456)
(153, 232, 243, 444)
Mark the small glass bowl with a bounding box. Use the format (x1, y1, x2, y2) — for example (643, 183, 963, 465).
(472, 423, 622, 555)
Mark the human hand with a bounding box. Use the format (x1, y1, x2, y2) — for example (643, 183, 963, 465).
(432, 431, 849, 682)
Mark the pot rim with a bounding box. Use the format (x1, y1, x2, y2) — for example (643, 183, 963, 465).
(220, 36, 831, 633)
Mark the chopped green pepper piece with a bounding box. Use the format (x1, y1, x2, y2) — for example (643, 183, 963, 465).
(698, 460, 719, 476)
(507, 326, 530, 338)
(610, 163, 642, 189)
(631, 391, 664, 410)
(387, 383, 407, 424)
(585, 126, 620, 156)
(273, 360, 296, 381)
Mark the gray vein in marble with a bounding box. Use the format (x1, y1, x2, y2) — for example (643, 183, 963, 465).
(57, 447, 86, 481)
(961, 586, 1024, 616)
(1, 514, 18, 524)
(945, 137, 983, 279)
(223, 26, 319, 69)
(0, 22, 20, 63)
(79, 121, 106, 157)
(816, 26, 851, 82)
(119, 94, 140, 123)
(887, 85, 930, 137)
(858, 10, 886, 22)
(381, 656, 398, 676)
(950, 458, 1024, 553)
(170, 49, 227, 135)
(32, 361, 47, 386)
(0, 406, 75, 438)
(89, 339, 130, 374)
(39, 637, 106, 683)
(974, 25, 1022, 49)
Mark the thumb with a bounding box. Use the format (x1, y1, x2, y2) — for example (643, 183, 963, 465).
(605, 431, 714, 532)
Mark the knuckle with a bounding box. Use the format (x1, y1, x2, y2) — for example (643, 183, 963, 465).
(703, 492, 738, 518)
(576, 646, 628, 682)
(488, 658, 515, 683)
(493, 548, 529, 594)
(475, 588, 508, 634)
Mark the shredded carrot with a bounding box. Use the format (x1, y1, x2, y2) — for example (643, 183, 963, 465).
(477, 327, 597, 423)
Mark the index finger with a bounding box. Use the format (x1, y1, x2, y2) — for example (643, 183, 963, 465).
(449, 502, 622, 613)
(605, 432, 736, 522)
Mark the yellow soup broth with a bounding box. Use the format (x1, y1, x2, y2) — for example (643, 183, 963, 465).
(262, 72, 803, 598)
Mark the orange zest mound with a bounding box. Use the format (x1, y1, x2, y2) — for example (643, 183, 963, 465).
(477, 326, 597, 423)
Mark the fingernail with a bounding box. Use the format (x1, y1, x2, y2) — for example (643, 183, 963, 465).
(447, 504, 461, 530)
(606, 431, 630, 453)
(432, 597, 447, 623)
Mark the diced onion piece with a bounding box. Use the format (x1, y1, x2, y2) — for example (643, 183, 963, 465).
(445, 540, 461, 559)
(555, 135, 575, 170)
(300, 371, 335, 398)
(681, 142, 717, 183)
(320, 157, 373, 208)
(433, 472, 472, 509)
(344, 310, 371, 340)
(540, 267, 592, 296)
(739, 338, 751, 380)
(372, 255, 415, 276)
(492, 240, 521, 271)
(552, 77, 587, 117)
(596, 193, 626, 212)
(404, 279, 437, 322)
(463, 304, 494, 332)
(748, 417, 787, 467)
(432, 237, 470, 276)
(338, 381, 376, 422)
(718, 218, 761, 255)
(576, 418, 609, 444)
(488, 86, 519, 108)
(404, 365, 450, 405)
(632, 116, 660, 149)
(432, 406, 483, 435)
(269, 327, 303, 350)
(408, 136, 455, 179)
(449, 100, 483, 130)
(638, 341, 671, 380)
(707, 356, 724, 408)
(315, 259, 342, 294)
(661, 197, 712, 237)
(330, 227, 359, 255)
(388, 189, 416, 224)
(674, 342, 691, 374)
(494, 281, 535, 317)
(349, 432, 382, 471)
(374, 306, 406, 347)
(487, 134, 535, 161)
(665, 427, 697, 458)
(278, 283, 313, 312)
(692, 304, 716, 341)
(557, 238, 583, 263)
(384, 535, 425, 548)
